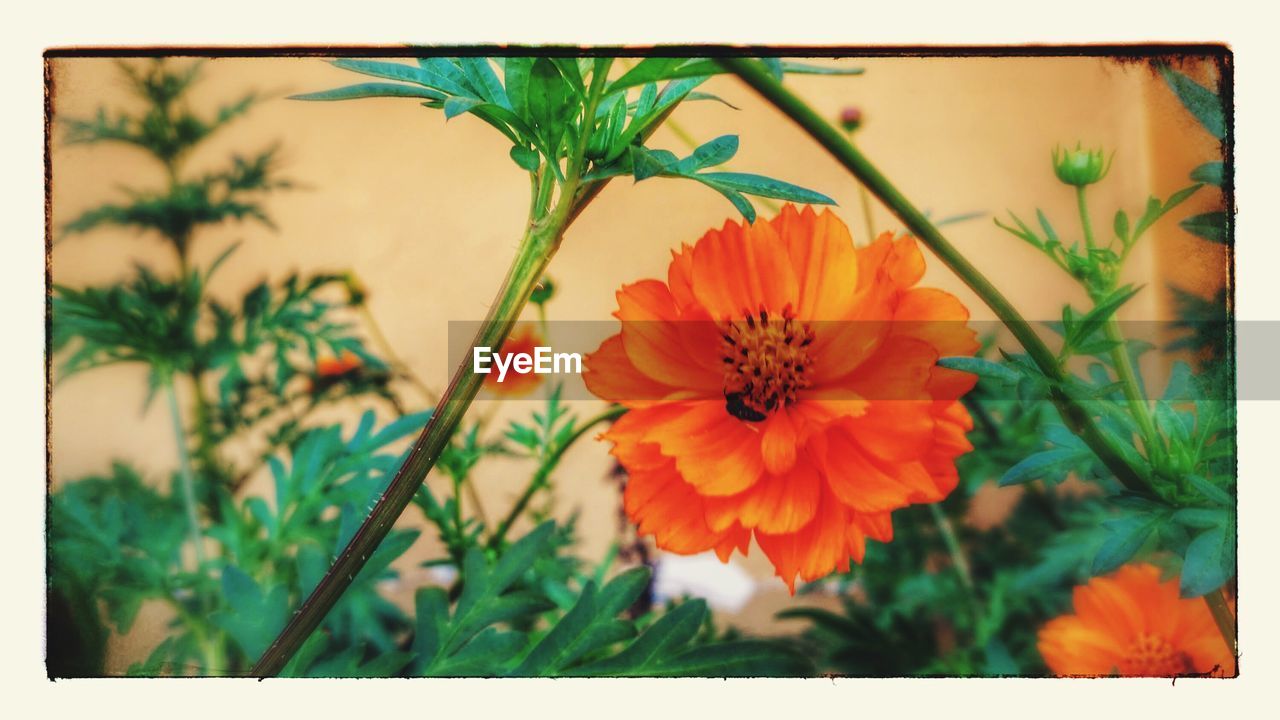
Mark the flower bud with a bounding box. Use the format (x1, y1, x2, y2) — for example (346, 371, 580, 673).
(530, 276, 556, 306)
(838, 106, 863, 133)
(1052, 143, 1113, 187)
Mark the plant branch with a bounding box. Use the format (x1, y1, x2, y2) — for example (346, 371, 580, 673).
(165, 380, 208, 587)
(488, 404, 627, 550)
(718, 57, 1149, 495)
(1204, 587, 1237, 660)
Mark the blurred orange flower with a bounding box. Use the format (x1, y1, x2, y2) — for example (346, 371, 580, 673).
(583, 204, 978, 591)
(1039, 563, 1235, 677)
(483, 325, 545, 397)
(315, 349, 363, 378)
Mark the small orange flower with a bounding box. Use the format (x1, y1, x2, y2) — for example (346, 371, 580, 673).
(1038, 563, 1235, 677)
(483, 325, 545, 397)
(583, 204, 978, 590)
(315, 349, 363, 378)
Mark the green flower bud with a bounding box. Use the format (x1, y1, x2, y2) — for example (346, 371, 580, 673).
(530, 276, 556, 306)
(1052, 143, 1113, 187)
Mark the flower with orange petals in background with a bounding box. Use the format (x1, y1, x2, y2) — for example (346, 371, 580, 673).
(315, 349, 364, 378)
(1038, 563, 1235, 677)
(582, 204, 979, 591)
(483, 325, 546, 397)
(306, 349, 365, 394)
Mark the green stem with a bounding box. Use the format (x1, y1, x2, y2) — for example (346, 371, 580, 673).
(1075, 186, 1096, 250)
(719, 57, 1148, 495)
(857, 182, 877, 244)
(250, 202, 575, 676)
(1102, 319, 1161, 459)
(1077, 182, 1160, 465)
(1204, 588, 1237, 661)
(165, 380, 208, 587)
(928, 503, 973, 591)
(488, 404, 627, 550)
(927, 503, 983, 635)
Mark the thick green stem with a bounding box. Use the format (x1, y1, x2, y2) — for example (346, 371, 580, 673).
(719, 57, 1148, 495)
(488, 404, 627, 550)
(1204, 588, 1237, 662)
(165, 380, 207, 576)
(250, 205, 573, 676)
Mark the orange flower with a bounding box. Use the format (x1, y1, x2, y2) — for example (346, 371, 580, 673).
(1038, 563, 1235, 677)
(482, 325, 545, 397)
(315, 349, 363, 378)
(583, 204, 978, 591)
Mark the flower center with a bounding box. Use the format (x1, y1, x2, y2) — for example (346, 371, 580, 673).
(720, 306, 815, 422)
(1116, 633, 1194, 676)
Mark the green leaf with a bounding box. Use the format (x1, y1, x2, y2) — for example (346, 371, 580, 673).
(458, 58, 510, 110)
(289, 82, 446, 103)
(1186, 475, 1234, 507)
(999, 448, 1086, 487)
(673, 134, 739, 174)
(609, 57, 861, 93)
(1190, 161, 1225, 187)
(937, 356, 1020, 384)
(331, 59, 462, 95)
(630, 146, 678, 181)
(503, 57, 534, 120)
(1180, 516, 1235, 597)
(645, 641, 811, 677)
(694, 177, 757, 222)
(511, 567, 650, 677)
(696, 171, 835, 205)
(509, 145, 540, 172)
(527, 58, 574, 143)
(607, 77, 707, 163)
(213, 567, 289, 661)
(1069, 285, 1142, 350)
(444, 96, 486, 120)
(609, 59, 693, 91)
(779, 60, 864, 76)
(1130, 184, 1202, 243)
(1160, 66, 1226, 139)
(1113, 209, 1130, 243)
(1092, 515, 1159, 575)
(567, 600, 706, 676)
(1180, 211, 1229, 244)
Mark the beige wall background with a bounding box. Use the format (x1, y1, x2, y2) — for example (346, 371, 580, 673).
(47, 54, 1226, 672)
